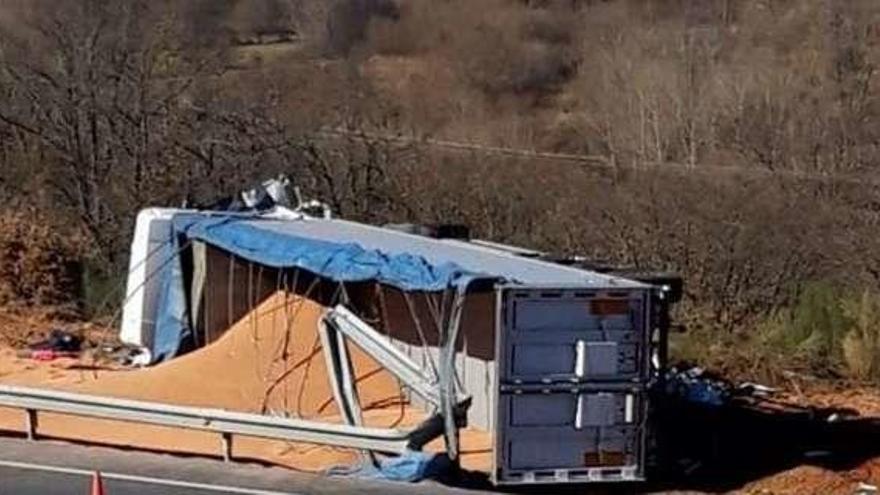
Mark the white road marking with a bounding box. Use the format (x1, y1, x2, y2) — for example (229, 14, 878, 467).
(0, 459, 300, 495)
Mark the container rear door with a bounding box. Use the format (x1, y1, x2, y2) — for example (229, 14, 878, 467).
(493, 286, 652, 485)
(501, 288, 650, 384)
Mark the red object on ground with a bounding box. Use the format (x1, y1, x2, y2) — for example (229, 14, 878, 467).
(30, 349, 78, 361)
(90, 471, 105, 495)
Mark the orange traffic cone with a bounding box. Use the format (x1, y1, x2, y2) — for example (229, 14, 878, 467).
(90, 471, 105, 495)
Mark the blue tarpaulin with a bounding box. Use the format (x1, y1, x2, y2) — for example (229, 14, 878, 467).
(326, 450, 452, 482)
(172, 215, 479, 291)
(152, 236, 191, 362)
(149, 213, 488, 362)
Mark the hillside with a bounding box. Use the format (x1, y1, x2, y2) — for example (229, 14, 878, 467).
(0, 0, 879, 399)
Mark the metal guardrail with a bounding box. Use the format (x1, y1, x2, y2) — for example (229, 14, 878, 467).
(324, 305, 441, 407)
(0, 384, 412, 460)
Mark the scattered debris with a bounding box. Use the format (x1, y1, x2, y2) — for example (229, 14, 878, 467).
(28, 329, 82, 353)
(15, 329, 83, 361)
(663, 364, 737, 406)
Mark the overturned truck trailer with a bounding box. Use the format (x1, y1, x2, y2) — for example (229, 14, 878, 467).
(120, 208, 676, 485)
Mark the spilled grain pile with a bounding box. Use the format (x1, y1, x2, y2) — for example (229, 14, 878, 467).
(0, 291, 492, 471)
(74, 291, 402, 418)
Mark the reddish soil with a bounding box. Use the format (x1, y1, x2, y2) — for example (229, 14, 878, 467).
(740, 465, 853, 495)
(781, 387, 880, 418)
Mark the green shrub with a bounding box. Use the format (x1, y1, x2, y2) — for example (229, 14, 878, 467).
(841, 290, 880, 381)
(759, 283, 850, 375)
(670, 283, 868, 384)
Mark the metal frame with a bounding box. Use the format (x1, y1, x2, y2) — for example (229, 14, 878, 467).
(318, 318, 364, 427)
(322, 305, 443, 407)
(322, 301, 473, 461)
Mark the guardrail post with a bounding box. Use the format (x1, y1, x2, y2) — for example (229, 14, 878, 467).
(25, 409, 37, 441)
(221, 432, 232, 462)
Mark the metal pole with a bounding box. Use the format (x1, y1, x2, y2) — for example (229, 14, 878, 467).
(221, 432, 232, 462)
(25, 409, 37, 441)
(318, 321, 363, 427)
(324, 305, 441, 406)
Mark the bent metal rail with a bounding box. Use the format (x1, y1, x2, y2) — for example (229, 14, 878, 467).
(0, 384, 413, 461)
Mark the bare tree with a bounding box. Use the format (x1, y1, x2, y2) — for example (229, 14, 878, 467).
(0, 0, 302, 266)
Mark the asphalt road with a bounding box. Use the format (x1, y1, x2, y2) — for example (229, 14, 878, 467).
(0, 466, 243, 495)
(0, 436, 490, 495)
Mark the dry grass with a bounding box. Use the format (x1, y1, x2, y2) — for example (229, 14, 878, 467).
(843, 291, 880, 381)
(0, 209, 83, 308)
(228, 41, 304, 70)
